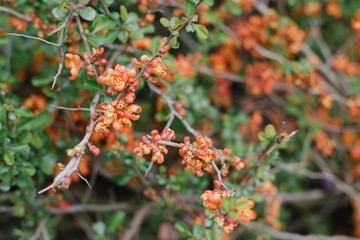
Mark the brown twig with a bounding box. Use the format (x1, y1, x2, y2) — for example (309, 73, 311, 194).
(0, 6, 32, 22)
(48, 104, 90, 112)
(122, 203, 152, 240)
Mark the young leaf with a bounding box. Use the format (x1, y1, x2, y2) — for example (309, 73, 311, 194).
(174, 221, 191, 238)
(193, 24, 209, 39)
(78, 6, 96, 21)
(160, 17, 170, 28)
(4, 152, 14, 166)
(120, 5, 128, 22)
(185, 1, 195, 16)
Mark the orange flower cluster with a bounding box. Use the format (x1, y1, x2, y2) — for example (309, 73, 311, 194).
(98, 64, 138, 91)
(326, 1, 342, 18)
(94, 97, 141, 136)
(201, 183, 256, 233)
(222, 147, 245, 171)
(134, 128, 175, 164)
(332, 54, 358, 76)
(132, 55, 167, 79)
(245, 61, 282, 97)
(7, 17, 28, 32)
(256, 180, 282, 230)
(314, 130, 336, 156)
(83, 47, 107, 77)
(348, 96, 360, 122)
(178, 135, 216, 177)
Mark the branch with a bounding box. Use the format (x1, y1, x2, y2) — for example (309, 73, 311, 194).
(122, 203, 152, 240)
(239, 221, 360, 240)
(47, 104, 90, 112)
(38, 92, 100, 194)
(48, 202, 129, 214)
(0, 6, 32, 22)
(6, 33, 57, 46)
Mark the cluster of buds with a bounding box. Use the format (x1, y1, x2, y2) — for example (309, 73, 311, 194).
(178, 135, 216, 177)
(132, 55, 167, 79)
(87, 142, 100, 156)
(134, 128, 175, 164)
(98, 64, 139, 92)
(83, 47, 108, 77)
(94, 98, 141, 136)
(200, 181, 257, 233)
(222, 147, 246, 170)
(66, 145, 85, 157)
(175, 102, 186, 117)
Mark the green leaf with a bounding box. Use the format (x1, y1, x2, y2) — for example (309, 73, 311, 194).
(92, 17, 117, 34)
(0, 128, 7, 144)
(78, 6, 96, 21)
(0, 35, 9, 46)
(31, 76, 52, 86)
(19, 165, 36, 176)
(170, 17, 179, 28)
(202, 0, 214, 6)
(104, 0, 114, 6)
(84, 79, 101, 91)
(18, 112, 53, 132)
(160, 18, 170, 28)
(185, 1, 195, 16)
(205, 229, 213, 240)
(113, 174, 131, 186)
(14, 107, 33, 118)
(235, 198, 249, 210)
(30, 135, 43, 149)
(265, 124, 276, 138)
(228, 211, 240, 220)
(93, 222, 106, 237)
(52, 7, 67, 19)
(120, 5, 128, 22)
(173, 19, 186, 30)
(185, 23, 195, 32)
(169, 36, 180, 49)
(9, 144, 30, 153)
(107, 211, 125, 233)
(193, 24, 209, 39)
(174, 221, 191, 238)
(193, 223, 204, 239)
(89, 35, 106, 47)
(221, 197, 231, 212)
(4, 152, 14, 166)
(257, 132, 267, 141)
(151, 37, 161, 55)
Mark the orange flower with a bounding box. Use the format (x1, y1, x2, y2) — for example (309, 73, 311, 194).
(65, 53, 81, 80)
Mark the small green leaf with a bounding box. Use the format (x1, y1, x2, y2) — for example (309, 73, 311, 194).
(84, 79, 101, 91)
(160, 17, 170, 28)
(9, 144, 30, 153)
(113, 174, 131, 186)
(151, 37, 161, 55)
(193, 24, 209, 39)
(92, 17, 117, 34)
(78, 6, 96, 21)
(52, 7, 67, 19)
(169, 37, 180, 49)
(92, 221, 106, 237)
(185, 23, 195, 32)
(0, 128, 7, 144)
(120, 5, 128, 22)
(205, 229, 213, 240)
(221, 197, 231, 212)
(31, 76, 52, 86)
(30, 135, 43, 149)
(107, 211, 125, 233)
(202, 0, 214, 6)
(265, 124, 276, 138)
(89, 35, 106, 47)
(185, 1, 195, 16)
(170, 17, 179, 28)
(174, 221, 191, 238)
(235, 198, 249, 210)
(192, 223, 204, 239)
(228, 211, 240, 220)
(18, 112, 53, 132)
(4, 152, 14, 166)
(257, 132, 267, 141)
(104, 0, 114, 6)
(19, 165, 36, 176)
(173, 19, 186, 29)
(14, 107, 33, 118)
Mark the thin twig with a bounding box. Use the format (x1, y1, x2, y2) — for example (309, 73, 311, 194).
(6, 33, 57, 46)
(48, 104, 90, 111)
(122, 203, 152, 240)
(0, 6, 32, 22)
